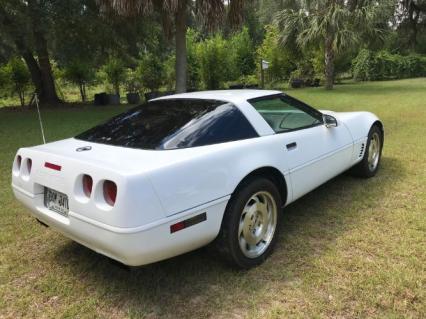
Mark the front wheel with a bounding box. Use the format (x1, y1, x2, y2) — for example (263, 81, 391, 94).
(352, 124, 383, 177)
(215, 177, 282, 268)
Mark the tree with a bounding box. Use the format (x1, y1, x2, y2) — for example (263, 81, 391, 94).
(97, 0, 245, 93)
(230, 27, 256, 77)
(103, 57, 127, 95)
(257, 24, 296, 81)
(63, 61, 95, 102)
(0, 0, 60, 104)
(275, 0, 391, 89)
(398, 0, 426, 51)
(0, 57, 31, 106)
(197, 34, 229, 89)
(139, 53, 165, 92)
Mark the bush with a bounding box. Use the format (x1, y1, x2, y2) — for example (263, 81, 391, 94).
(352, 50, 426, 81)
(229, 27, 256, 77)
(163, 54, 176, 91)
(257, 25, 296, 81)
(124, 68, 143, 93)
(187, 29, 201, 90)
(63, 61, 95, 102)
(1, 58, 31, 106)
(138, 53, 164, 92)
(102, 56, 126, 95)
(352, 49, 374, 81)
(197, 34, 229, 90)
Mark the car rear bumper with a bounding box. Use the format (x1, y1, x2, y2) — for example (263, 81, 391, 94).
(12, 184, 228, 266)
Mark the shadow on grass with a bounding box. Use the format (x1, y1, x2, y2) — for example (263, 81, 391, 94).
(52, 155, 406, 317)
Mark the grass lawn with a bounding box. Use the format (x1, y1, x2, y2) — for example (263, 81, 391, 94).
(0, 78, 425, 318)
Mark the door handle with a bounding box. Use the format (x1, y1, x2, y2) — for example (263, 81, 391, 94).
(286, 142, 297, 150)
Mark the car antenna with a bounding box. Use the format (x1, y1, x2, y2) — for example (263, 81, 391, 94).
(34, 93, 46, 144)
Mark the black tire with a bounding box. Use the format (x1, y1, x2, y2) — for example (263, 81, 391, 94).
(351, 124, 383, 178)
(215, 177, 282, 269)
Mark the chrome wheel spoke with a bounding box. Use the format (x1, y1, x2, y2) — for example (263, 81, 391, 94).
(238, 191, 278, 259)
(367, 132, 381, 171)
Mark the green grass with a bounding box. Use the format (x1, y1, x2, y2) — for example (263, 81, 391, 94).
(0, 78, 425, 318)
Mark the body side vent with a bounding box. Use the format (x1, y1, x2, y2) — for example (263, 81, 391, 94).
(359, 143, 365, 158)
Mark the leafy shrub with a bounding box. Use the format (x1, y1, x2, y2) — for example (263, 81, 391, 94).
(257, 25, 296, 81)
(138, 53, 165, 92)
(197, 34, 230, 90)
(186, 29, 201, 90)
(1, 57, 31, 106)
(229, 27, 256, 77)
(163, 54, 176, 91)
(352, 50, 426, 81)
(102, 56, 126, 95)
(352, 49, 373, 81)
(124, 68, 143, 93)
(63, 61, 95, 101)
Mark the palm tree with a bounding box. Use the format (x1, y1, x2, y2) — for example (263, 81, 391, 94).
(275, 0, 389, 90)
(98, 0, 244, 93)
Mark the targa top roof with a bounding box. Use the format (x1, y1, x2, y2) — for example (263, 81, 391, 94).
(152, 90, 282, 104)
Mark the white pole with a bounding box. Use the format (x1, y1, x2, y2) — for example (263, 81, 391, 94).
(34, 93, 46, 144)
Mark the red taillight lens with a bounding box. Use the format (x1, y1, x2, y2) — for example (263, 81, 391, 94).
(103, 180, 117, 206)
(27, 159, 32, 174)
(16, 155, 22, 169)
(82, 174, 93, 197)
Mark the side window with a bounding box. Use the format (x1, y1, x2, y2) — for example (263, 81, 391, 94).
(250, 95, 322, 133)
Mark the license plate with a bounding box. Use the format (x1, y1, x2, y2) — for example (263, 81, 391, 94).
(44, 187, 69, 216)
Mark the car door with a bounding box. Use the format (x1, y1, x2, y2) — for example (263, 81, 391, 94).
(249, 94, 353, 202)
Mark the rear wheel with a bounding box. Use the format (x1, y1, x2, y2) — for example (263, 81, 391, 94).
(216, 177, 282, 268)
(352, 124, 383, 177)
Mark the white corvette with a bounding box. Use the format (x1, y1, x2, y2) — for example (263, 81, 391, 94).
(12, 90, 383, 268)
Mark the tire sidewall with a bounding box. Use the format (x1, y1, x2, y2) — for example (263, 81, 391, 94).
(225, 177, 282, 268)
(362, 125, 383, 177)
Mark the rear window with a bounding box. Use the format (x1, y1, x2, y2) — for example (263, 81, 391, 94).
(75, 99, 258, 150)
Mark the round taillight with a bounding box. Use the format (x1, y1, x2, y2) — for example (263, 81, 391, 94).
(82, 174, 93, 197)
(103, 180, 117, 206)
(17, 155, 22, 169)
(27, 159, 32, 174)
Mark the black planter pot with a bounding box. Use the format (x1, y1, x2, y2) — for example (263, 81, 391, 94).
(229, 84, 244, 89)
(290, 79, 304, 89)
(161, 91, 175, 97)
(94, 92, 108, 106)
(313, 78, 321, 87)
(107, 94, 120, 105)
(126, 92, 140, 104)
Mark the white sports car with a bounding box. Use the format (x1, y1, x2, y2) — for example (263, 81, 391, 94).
(12, 90, 383, 268)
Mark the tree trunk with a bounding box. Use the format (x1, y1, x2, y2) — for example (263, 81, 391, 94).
(79, 83, 86, 102)
(19, 90, 25, 107)
(408, 6, 419, 51)
(21, 50, 43, 98)
(28, 0, 60, 105)
(175, 1, 187, 93)
(324, 36, 335, 90)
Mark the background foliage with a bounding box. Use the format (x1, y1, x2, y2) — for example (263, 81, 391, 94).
(0, 0, 425, 106)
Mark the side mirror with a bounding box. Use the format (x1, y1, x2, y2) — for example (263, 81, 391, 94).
(323, 114, 338, 128)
